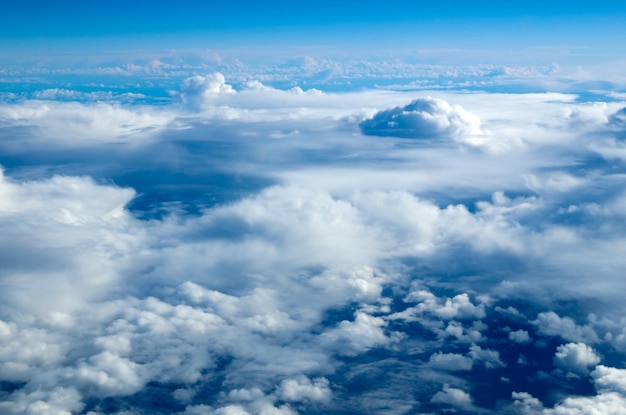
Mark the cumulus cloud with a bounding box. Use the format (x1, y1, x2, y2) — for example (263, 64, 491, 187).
(359, 97, 482, 141)
(428, 352, 473, 371)
(554, 342, 601, 374)
(430, 384, 473, 408)
(509, 329, 532, 344)
(179, 72, 236, 108)
(533, 312, 599, 344)
(275, 376, 331, 403)
(513, 366, 626, 415)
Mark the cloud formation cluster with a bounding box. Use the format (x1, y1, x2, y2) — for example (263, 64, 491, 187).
(1, 72, 626, 414)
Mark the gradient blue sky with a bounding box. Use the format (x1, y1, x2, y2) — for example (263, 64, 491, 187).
(2, 0, 626, 55)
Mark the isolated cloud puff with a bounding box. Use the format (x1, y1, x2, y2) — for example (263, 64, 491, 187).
(359, 97, 481, 140)
(509, 329, 532, 344)
(554, 342, 600, 374)
(180, 72, 236, 108)
(431, 384, 472, 408)
(428, 352, 473, 371)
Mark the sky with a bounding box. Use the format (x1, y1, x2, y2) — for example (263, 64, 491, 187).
(2, 2, 626, 415)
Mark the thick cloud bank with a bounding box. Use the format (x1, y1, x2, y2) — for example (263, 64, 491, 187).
(1, 73, 626, 414)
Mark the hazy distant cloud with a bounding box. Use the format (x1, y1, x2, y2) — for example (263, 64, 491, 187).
(359, 97, 481, 141)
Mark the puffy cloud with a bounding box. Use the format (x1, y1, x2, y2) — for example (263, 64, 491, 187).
(392, 289, 486, 324)
(512, 391, 545, 414)
(543, 393, 626, 415)
(467, 344, 505, 369)
(75, 352, 144, 397)
(430, 384, 473, 408)
(0, 170, 139, 315)
(533, 312, 599, 344)
(509, 329, 532, 344)
(179, 72, 236, 108)
(592, 365, 626, 395)
(322, 311, 400, 354)
(0, 387, 84, 415)
(554, 342, 601, 374)
(428, 352, 473, 371)
(359, 97, 482, 141)
(275, 376, 331, 403)
(512, 366, 626, 414)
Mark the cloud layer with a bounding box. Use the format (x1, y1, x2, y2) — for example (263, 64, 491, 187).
(0, 72, 626, 414)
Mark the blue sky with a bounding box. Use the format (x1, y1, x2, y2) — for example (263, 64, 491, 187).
(3, 0, 626, 55)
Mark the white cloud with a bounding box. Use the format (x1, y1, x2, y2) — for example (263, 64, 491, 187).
(0, 101, 173, 144)
(359, 97, 482, 142)
(179, 72, 236, 108)
(393, 289, 486, 324)
(428, 352, 473, 371)
(512, 365, 626, 414)
(75, 352, 144, 397)
(533, 312, 599, 344)
(592, 365, 626, 395)
(509, 329, 532, 344)
(322, 311, 400, 354)
(430, 384, 472, 408)
(512, 391, 545, 414)
(468, 344, 505, 368)
(275, 376, 331, 403)
(0, 387, 84, 415)
(2, 69, 626, 415)
(543, 393, 626, 415)
(554, 342, 601, 374)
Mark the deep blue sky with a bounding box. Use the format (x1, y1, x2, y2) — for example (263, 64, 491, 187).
(2, 0, 626, 54)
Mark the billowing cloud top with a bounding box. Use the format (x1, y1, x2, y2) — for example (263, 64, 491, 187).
(359, 97, 482, 140)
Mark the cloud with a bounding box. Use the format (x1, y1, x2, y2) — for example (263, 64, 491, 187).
(0, 169, 138, 315)
(428, 353, 473, 371)
(179, 72, 236, 108)
(513, 366, 626, 415)
(509, 329, 532, 344)
(554, 342, 601, 374)
(359, 97, 482, 141)
(591, 365, 626, 395)
(430, 384, 473, 408)
(275, 376, 331, 403)
(533, 312, 599, 344)
(3, 66, 626, 415)
(608, 107, 626, 129)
